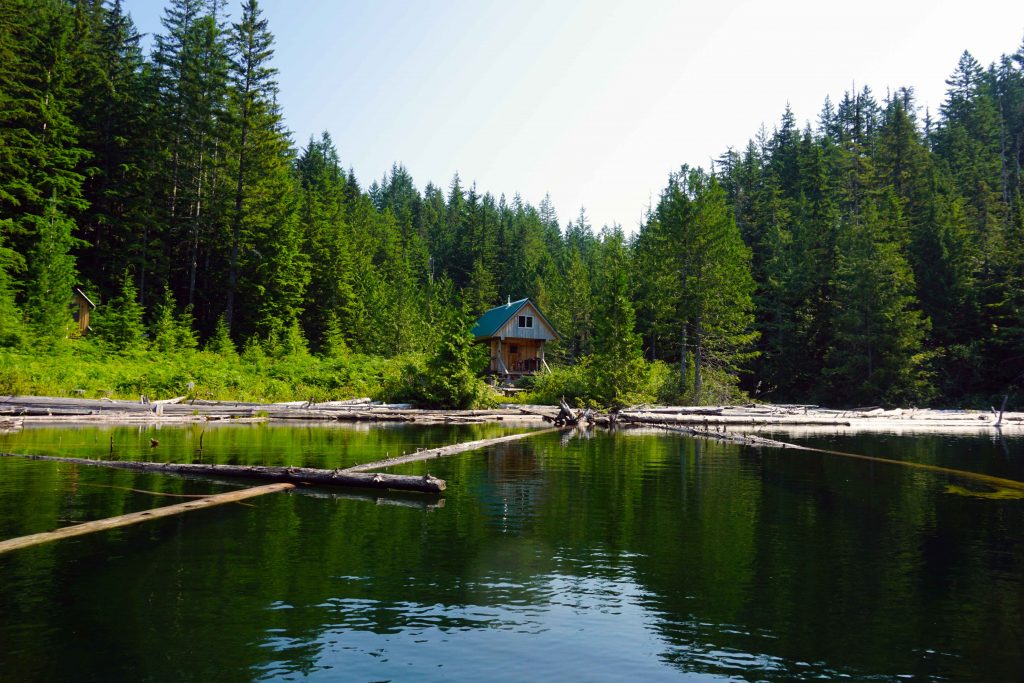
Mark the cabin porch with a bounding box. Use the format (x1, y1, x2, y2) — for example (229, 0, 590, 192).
(488, 338, 549, 376)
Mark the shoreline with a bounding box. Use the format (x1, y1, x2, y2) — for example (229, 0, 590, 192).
(2, 395, 1021, 434)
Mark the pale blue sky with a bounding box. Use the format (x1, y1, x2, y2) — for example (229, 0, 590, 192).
(126, 0, 1024, 231)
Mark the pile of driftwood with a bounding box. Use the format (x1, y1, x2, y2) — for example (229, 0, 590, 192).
(2, 395, 1019, 433)
(551, 398, 592, 427)
(608, 403, 1022, 432)
(0, 395, 556, 425)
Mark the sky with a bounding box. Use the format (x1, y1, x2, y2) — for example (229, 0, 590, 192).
(126, 0, 1024, 232)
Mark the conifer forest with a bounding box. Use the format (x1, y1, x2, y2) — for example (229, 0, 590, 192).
(2, 0, 1024, 408)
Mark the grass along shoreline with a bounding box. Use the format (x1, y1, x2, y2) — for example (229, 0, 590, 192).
(0, 344, 425, 405)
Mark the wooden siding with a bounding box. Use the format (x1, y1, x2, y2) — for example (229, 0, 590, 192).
(494, 302, 557, 341)
(71, 292, 92, 334)
(489, 338, 545, 374)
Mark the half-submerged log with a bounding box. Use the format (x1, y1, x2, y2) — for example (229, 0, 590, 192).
(0, 452, 446, 493)
(0, 483, 295, 556)
(645, 423, 1024, 494)
(344, 427, 563, 472)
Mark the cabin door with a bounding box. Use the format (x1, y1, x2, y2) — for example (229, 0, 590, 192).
(507, 343, 520, 371)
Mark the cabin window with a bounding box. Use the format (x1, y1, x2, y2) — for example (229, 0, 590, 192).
(518, 315, 533, 328)
(510, 345, 518, 354)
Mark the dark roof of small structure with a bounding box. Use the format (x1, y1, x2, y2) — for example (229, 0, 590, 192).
(471, 298, 558, 340)
(73, 287, 96, 309)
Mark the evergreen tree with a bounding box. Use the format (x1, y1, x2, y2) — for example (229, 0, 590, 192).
(296, 133, 359, 353)
(590, 227, 648, 407)
(557, 246, 593, 362)
(69, 0, 152, 303)
(224, 0, 308, 339)
(826, 192, 932, 404)
(0, 0, 87, 342)
(0, 233, 26, 347)
(151, 0, 231, 321)
(150, 286, 197, 353)
(465, 258, 497, 315)
(91, 268, 146, 352)
(26, 194, 80, 340)
(417, 297, 486, 408)
(643, 168, 757, 402)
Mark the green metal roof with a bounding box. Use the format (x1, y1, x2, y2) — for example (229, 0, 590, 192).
(471, 298, 530, 339)
(471, 298, 561, 341)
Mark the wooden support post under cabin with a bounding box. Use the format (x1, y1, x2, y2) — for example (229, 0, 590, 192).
(343, 427, 564, 472)
(0, 452, 446, 493)
(496, 338, 510, 377)
(0, 483, 295, 556)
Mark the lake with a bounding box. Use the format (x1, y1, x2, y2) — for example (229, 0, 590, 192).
(1, 422, 1022, 681)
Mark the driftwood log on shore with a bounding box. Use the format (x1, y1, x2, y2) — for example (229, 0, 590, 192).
(612, 403, 1023, 431)
(0, 452, 446, 493)
(2, 395, 1020, 432)
(0, 395, 558, 425)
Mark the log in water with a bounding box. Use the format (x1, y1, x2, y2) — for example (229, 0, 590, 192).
(0, 452, 446, 493)
(342, 427, 564, 472)
(645, 423, 1024, 494)
(0, 482, 296, 555)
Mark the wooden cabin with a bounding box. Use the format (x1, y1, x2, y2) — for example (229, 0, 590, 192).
(472, 298, 559, 378)
(71, 287, 95, 334)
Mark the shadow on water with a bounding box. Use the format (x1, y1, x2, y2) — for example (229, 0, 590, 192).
(0, 424, 1021, 681)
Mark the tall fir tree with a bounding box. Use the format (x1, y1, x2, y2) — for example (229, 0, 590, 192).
(590, 227, 648, 407)
(224, 0, 307, 339)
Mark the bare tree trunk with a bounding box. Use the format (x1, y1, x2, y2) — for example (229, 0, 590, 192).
(680, 324, 687, 395)
(226, 115, 248, 330)
(694, 315, 703, 404)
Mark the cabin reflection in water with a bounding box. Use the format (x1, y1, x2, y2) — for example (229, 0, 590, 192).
(471, 298, 559, 380)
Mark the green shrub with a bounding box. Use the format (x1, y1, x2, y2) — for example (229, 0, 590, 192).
(525, 357, 683, 409)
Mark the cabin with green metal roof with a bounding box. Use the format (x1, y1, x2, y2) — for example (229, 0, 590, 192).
(472, 298, 559, 377)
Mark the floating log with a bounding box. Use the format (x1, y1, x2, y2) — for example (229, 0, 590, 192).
(0, 483, 295, 556)
(344, 427, 564, 472)
(640, 422, 797, 448)
(0, 452, 446, 493)
(645, 423, 1024, 494)
(300, 488, 445, 510)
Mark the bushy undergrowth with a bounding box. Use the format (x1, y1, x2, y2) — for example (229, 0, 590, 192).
(1, 338, 749, 409)
(522, 357, 747, 408)
(0, 340, 417, 403)
(380, 307, 497, 409)
(522, 357, 667, 408)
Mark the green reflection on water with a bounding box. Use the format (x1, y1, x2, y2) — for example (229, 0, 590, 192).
(0, 425, 1021, 681)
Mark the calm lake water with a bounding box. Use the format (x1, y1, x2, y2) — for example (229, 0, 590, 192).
(1, 422, 1022, 681)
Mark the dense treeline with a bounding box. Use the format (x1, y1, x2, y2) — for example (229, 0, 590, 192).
(1, 0, 1022, 407)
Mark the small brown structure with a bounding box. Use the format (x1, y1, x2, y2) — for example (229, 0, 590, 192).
(71, 287, 95, 334)
(471, 298, 559, 378)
